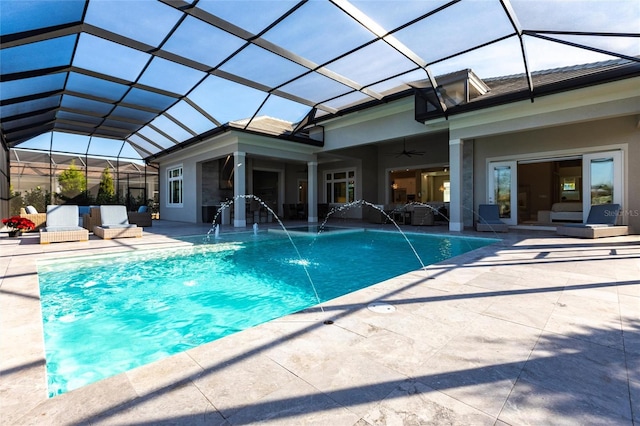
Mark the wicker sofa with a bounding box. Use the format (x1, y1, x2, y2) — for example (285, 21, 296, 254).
(127, 210, 152, 227)
(39, 205, 89, 244)
(366, 204, 391, 224)
(411, 206, 435, 226)
(19, 207, 47, 231)
(93, 205, 143, 240)
(550, 202, 583, 222)
(82, 206, 152, 232)
(82, 207, 102, 232)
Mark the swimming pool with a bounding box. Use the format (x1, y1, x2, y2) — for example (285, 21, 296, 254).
(38, 229, 496, 396)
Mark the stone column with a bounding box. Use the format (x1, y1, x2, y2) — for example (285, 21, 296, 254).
(233, 151, 246, 227)
(449, 138, 463, 231)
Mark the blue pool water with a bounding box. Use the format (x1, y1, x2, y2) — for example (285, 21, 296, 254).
(38, 229, 496, 396)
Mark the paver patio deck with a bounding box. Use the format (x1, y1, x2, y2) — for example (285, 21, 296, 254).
(1, 220, 638, 425)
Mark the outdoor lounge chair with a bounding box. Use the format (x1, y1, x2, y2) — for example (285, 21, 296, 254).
(556, 203, 628, 238)
(475, 204, 509, 232)
(93, 205, 143, 240)
(40, 205, 89, 244)
(20, 206, 47, 231)
(126, 205, 152, 227)
(412, 206, 435, 226)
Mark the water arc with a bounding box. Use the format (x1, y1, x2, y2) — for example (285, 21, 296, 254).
(206, 194, 325, 314)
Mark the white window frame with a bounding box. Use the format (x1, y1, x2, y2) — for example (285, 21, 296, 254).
(167, 165, 183, 207)
(325, 168, 356, 203)
(582, 150, 623, 221)
(487, 160, 518, 225)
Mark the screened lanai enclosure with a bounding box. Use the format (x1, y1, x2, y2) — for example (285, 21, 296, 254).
(1, 0, 639, 220)
(8, 147, 157, 216)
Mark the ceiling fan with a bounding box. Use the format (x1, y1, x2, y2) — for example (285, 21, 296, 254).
(392, 139, 425, 158)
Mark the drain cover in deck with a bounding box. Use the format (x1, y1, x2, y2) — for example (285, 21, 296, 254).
(367, 302, 396, 313)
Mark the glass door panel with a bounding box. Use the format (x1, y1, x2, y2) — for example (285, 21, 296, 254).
(582, 151, 622, 221)
(589, 158, 614, 204)
(488, 161, 517, 225)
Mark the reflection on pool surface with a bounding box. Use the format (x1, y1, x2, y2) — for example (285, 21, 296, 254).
(268, 225, 364, 235)
(38, 229, 496, 396)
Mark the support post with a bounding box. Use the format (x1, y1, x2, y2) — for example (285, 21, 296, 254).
(307, 161, 318, 222)
(233, 151, 246, 227)
(449, 138, 464, 232)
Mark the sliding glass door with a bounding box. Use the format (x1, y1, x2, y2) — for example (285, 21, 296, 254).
(487, 151, 623, 226)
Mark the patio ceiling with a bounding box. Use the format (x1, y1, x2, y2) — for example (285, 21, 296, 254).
(1, 0, 639, 161)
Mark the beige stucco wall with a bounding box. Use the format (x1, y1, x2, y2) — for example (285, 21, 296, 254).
(473, 115, 639, 233)
(157, 131, 321, 223)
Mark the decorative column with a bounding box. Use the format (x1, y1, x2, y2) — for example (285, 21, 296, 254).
(307, 160, 318, 222)
(449, 138, 463, 231)
(233, 151, 246, 227)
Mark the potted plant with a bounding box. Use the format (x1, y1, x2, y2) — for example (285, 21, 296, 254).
(2, 216, 36, 237)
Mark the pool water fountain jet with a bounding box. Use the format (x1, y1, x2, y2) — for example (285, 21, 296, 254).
(207, 195, 326, 316)
(382, 201, 492, 252)
(401, 201, 507, 241)
(318, 200, 427, 271)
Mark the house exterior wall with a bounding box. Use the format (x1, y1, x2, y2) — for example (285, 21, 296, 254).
(159, 157, 197, 223)
(156, 132, 319, 224)
(320, 99, 428, 151)
(473, 115, 639, 232)
(157, 133, 239, 223)
(153, 77, 638, 232)
(320, 97, 449, 212)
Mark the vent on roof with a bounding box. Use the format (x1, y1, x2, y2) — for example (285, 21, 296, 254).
(436, 69, 490, 107)
(413, 69, 490, 119)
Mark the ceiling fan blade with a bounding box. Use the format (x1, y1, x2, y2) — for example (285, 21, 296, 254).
(389, 138, 425, 157)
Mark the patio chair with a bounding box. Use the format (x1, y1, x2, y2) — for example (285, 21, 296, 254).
(556, 203, 628, 238)
(411, 206, 435, 226)
(40, 205, 89, 244)
(475, 204, 509, 232)
(20, 206, 47, 231)
(127, 205, 152, 227)
(82, 206, 102, 232)
(93, 205, 143, 240)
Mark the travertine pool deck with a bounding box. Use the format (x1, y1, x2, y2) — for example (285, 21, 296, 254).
(1, 220, 638, 425)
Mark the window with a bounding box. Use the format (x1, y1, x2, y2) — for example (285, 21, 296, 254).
(442, 181, 450, 202)
(325, 169, 355, 203)
(167, 165, 183, 206)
